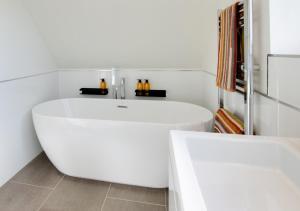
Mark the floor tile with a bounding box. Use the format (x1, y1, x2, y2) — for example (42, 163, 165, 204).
(40, 176, 110, 211)
(102, 198, 166, 211)
(0, 182, 50, 211)
(11, 153, 63, 189)
(166, 189, 169, 208)
(108, 183, 166, 205)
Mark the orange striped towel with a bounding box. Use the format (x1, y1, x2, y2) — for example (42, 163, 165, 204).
(216, 3, 238, 92)
(214, 108, 244, 134)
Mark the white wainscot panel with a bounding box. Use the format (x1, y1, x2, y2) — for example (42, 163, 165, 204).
(268, 57, 300, 109)
(59, 70, 112, 99)
(201, 73, 219, 112)
(0, 72, 58, 186)
(120, 70, 204, 105)
(199, 70, 279, 136)
(59, 69, 205, 106)
(254, 93, 278, 136)
(278, 104, 300, 138)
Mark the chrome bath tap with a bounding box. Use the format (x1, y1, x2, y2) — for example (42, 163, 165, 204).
(111, 69, 126, 99)
(120, 77, 126, 99)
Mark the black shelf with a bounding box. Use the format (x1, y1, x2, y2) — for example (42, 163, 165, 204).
(80, 88, 108, 95)
(135, 90, 166, 97)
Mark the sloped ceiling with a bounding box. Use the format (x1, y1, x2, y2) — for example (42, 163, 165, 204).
(22, 0, 206, 68)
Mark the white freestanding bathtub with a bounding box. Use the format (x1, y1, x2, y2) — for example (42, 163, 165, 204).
(32, 98, 213, 188)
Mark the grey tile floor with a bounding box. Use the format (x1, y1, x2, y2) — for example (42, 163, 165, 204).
(0, 153, 168, 211)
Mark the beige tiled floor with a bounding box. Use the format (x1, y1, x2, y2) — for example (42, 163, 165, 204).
(0, 153, 168, 211)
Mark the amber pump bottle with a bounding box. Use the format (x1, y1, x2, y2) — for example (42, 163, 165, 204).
(136, 79, 143, 90)
(143, 79, 151, 91)
(136, 79, 143, 96)
(143, 79, 150, 96)
(100, 78, 107, 89)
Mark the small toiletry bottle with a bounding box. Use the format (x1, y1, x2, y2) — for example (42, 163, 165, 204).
(143, 79, 151, 91)
(136, 79, 143, 90)
(136, 79, 143, 96)
(143, 79, 151, 96)
(100, 78, 107, 89)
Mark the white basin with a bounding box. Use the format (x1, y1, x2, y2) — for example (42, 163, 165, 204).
(169, 131, 300, 211)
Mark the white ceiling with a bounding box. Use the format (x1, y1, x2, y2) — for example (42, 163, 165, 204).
(22, 0, 206, 69)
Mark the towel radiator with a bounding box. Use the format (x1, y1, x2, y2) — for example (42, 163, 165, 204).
(218, 0, 254, 135)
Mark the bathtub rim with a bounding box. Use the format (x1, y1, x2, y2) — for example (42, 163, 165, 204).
(32, 98, 214, 127)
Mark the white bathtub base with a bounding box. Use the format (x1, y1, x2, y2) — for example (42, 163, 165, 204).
(35, 117, 172, 187)
(32, 98, 213, 188)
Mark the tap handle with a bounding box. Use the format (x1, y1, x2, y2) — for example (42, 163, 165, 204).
(120, 78, 126, 99)
(121, 77, 125, 84)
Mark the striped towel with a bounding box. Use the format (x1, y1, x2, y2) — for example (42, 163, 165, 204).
(216, 3, 238, 92)
(214, 108, 244, 134)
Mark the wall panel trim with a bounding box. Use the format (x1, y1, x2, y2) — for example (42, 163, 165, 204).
(0, 71, 58, 83)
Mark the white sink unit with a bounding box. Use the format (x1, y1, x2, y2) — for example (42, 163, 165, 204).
(169, 131, 300, 211)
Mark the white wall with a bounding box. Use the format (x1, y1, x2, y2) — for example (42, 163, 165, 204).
(23, 0, 271, 94)
(198, 0, 270, 94)
(268, 56, 300, 108)
(253, 0, 270, 93)
(59, 69, 205, 106)
(196, 0, 300, 137)
(0, 0, 299, 189)
(0, 0, 58, 187)
(56, 0, 300, 139)
(198, 66, 300, 138)
(23, 0, 205, 69)
(0, 0, 54, 81)
(269, 0, 300, 55)
(0, 73, 58, 187)
(58, 65, 300, 138)
(12, 0, 300, 137)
